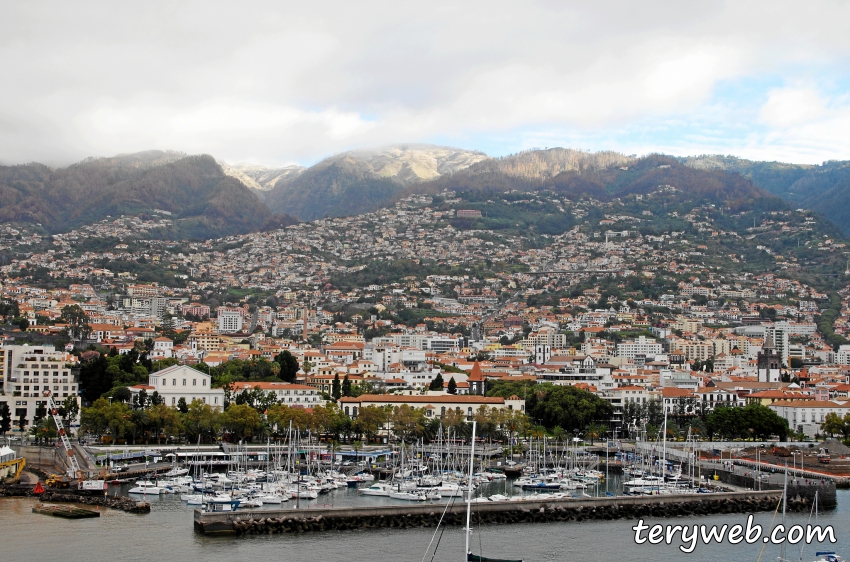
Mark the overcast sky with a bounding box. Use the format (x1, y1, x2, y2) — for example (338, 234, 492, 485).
(2, 1, 850, 167)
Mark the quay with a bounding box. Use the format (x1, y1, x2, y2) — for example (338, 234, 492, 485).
(194, 490, 791, 536)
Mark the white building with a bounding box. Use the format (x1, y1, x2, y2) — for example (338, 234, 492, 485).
(218, 310, 243, 334)
(769, 399, 850, 438)
(0, 344, 81, 432)
(230, 381, 326, 407)
(151, 337, 174, 359)
(616, 336, 662, 360)
(129, 364, 225, 409)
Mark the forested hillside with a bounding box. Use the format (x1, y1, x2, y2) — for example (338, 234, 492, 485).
(0, 152, 296, 238)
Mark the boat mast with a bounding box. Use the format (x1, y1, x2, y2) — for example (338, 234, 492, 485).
(781, 461, 787, 561)
(465, 421, 477, 560)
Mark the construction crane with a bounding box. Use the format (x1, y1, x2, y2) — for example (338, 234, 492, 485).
(42, 390, 82, 480)
(41, 391, 105, 492)
(0, 456, 26, 482)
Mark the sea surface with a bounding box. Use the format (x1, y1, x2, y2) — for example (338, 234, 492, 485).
(3, 479, 848, 562)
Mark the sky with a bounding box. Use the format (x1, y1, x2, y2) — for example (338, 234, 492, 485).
(1, 1, 850, 167)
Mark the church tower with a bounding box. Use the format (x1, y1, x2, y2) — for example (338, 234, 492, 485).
(757, 331, 781, 383)
(467, 361, 486, 395)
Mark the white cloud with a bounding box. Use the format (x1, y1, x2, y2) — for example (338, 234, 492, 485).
(759, 88, 829, 128)
(1, 1, 850, 165)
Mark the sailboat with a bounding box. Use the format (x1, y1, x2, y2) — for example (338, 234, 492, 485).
(465, 421, 523, 562)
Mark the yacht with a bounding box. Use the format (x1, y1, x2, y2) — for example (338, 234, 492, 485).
(359, 482, 392, 497)
(389, 489, 427, 501)
(128, 480, 163, 495)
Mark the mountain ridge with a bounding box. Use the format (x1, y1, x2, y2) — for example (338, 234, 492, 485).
(0, 152, 297, 239)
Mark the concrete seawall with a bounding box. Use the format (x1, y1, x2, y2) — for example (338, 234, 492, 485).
(194, 490, 792, 536)
(707, 466, 837, 508)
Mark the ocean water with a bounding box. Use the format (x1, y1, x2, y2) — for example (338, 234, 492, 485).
(3, 483, 848, 562)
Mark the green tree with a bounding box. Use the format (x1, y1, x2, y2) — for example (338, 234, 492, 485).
(352, 405, 389, 442)
(34, 403, 47, 425)
(524, 384, 613, 432)
(273, 350, 300, 383)
(112, 386, 132, 404)
(59, 397, 80, 430)
(332, 373, 341, 400)
(183, 400, 222, 443)
(16, 413, 27, 435)
(0, 402, 12, 436)
(31, 417, 57, 444)
(222, 403, 261, 441)
(61, 304, 91, 343)
(390, 404, 427, 442)
(148, 403, 180, 445)
(177, 397, 189, 414)
(821, 412, 850, 441)
(447, 377, 457, 395)
(342, 375, 352, 397)
(267, 403, 312, 435)
(429, 373, 444, 391)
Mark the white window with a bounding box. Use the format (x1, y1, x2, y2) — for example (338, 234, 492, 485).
(192, 379, 196, 386)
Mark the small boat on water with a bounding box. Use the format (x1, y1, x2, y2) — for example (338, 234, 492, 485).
(811, 553, 843, 562)
(128, 481, 162, 495)
(359, 483, 392, 497)
(389, 489, 427, 501)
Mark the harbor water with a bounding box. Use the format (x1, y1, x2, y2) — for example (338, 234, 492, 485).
(3, 483, 849, 561)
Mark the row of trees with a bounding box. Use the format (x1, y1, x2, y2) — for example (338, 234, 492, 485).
(77, 393, 530, 445)
(622, 396, 789, 441)
(77, 345, 303, 404)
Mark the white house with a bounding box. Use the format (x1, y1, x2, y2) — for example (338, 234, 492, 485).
(230, 381, 326, 407)
(150, 336, 174, 359)
(769, 399, 850, 438)
(129, 364, 225, 409)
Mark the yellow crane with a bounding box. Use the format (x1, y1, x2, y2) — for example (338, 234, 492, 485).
(0, 456, 26, 483)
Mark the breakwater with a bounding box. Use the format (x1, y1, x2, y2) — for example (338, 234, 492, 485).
(0, 485, 150, 513)
(194, 490, 790, 536)
(705, 465, 837, 508)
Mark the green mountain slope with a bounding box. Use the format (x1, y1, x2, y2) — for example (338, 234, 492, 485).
(681, 155, 850, 234)
(412, 153, 780, 210)
(0, 152, 297, 238)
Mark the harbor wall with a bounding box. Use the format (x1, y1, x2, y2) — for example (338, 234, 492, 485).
(194, 490, 790, 536)
(705, 466, 837, 508)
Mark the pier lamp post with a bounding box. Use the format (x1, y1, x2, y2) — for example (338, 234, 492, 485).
(791, 452, 800, 483)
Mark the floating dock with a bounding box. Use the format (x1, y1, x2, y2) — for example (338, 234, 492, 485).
(194, 490, 792, 536)
(32, 503, 101, 518)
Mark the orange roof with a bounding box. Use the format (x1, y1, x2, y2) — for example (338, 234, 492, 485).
(338, 394, 507, 405)
(770, 400, 850, 408)
(661, 387, 694, 398)
(466, 361, 485, 382)
(748, 390, 811, 399)
(231, 382, 315, 391)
